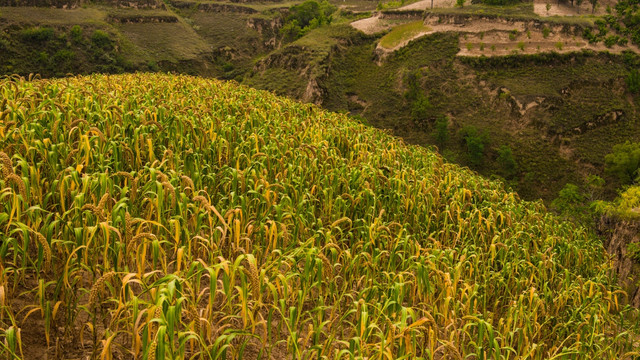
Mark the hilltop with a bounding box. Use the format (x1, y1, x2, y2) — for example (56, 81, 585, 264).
(0, 73, 637, 358)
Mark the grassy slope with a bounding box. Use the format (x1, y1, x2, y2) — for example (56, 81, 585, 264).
(244, 23, 365, 98)
(0, 5, 215, 76)
(317, 27, 640, 201)
(378, 20, 430, 49)
(0, 73, 638, 359)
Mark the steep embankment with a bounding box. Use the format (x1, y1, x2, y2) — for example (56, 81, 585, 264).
(245, 24, 370, 103)
(0, 73, 637, 358)
(598, 215, 640, 307)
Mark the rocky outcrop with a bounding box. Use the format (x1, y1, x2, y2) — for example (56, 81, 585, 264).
(598, 215, 640, 307)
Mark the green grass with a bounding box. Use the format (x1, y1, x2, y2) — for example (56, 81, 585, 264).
(0, 6, 107, 25)
(116, 22, 210, 63)
(244, 67, 308, 98)
(379, 20, 431, 49)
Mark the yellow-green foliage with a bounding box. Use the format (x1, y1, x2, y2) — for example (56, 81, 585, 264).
(0, 73, 637, 358)
(594, 185, 640, 219)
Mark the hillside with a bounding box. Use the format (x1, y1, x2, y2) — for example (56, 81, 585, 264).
(3, 0, 640, 204)
(0, 73, 638, 358)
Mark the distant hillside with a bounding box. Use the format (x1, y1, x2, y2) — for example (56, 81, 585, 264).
(3, 0, 640, 206)
(0, 73, 637, 358)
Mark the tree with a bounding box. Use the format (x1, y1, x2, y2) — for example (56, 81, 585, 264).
(456, 0, 465, 8)
(280, 0, 336, 41)
(496, 145, 517, 177)
(460, 126, 488, 166)
(589, 0, 597, 13)
(586, 174, 605, 201)
(552, 183, 587, 220)
(411, 94, 432, 120)
(627, 69, 640, 94)
(605, 141, 640, 184)
(434, 116, 448, 146)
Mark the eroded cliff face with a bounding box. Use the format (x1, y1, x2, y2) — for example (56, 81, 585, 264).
(598, 216, 640, 307)
(246, 16, 285, 50)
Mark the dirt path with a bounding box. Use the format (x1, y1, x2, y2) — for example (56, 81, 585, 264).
(351, 15, 393, 34)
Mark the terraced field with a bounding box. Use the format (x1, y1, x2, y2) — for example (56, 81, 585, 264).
(0, 73, 638, 358)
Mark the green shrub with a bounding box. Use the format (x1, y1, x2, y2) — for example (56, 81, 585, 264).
(147, 60, 159, 72)
(542, 27, 550, 39)
(605, 141, 640, 183)
(222, 62, 234, 72)
(604, 35, 619, 47)
(52, 49, 75, 63)
(21, 27, 55, 42)
(37, 51, 49, 65)
(497, 145, 517, 177)
(91, 30, 112, 50)
(411, 94, 432, 120)
(627, 69, 640, 93)
(551, 183, 585, 216)
(460, 126, 488, 166)
(434, 115, 448, 146)
(280, 20, 303, 41)
(627, 242, 640, 262)
(70, 25, 83, 43)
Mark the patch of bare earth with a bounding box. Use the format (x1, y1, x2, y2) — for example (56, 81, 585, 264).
(351, 15, 394, 34)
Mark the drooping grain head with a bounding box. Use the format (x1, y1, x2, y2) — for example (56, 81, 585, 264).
(88, 271, 116, 309)
(0, 152, 12, 179)
(34, 232, 52, 272)
(7, 174, 26, 199)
